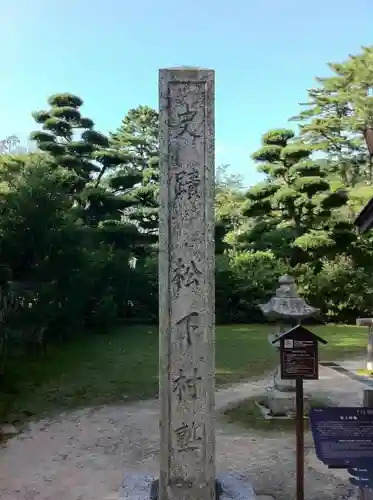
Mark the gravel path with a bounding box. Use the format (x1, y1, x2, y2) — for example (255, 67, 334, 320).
(0, 362, 365, 500)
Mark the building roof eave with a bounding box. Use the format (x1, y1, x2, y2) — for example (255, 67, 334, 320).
(355, 196, 373, 233)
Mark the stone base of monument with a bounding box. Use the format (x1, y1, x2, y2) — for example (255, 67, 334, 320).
(256, 392, 310, 419)
(118, 473, 256, 500)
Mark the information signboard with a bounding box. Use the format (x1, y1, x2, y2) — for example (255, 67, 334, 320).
(280, 338, 318, 380)
(348, 467, 373, 488)
(310, 407, 373, 467)
(273, 325, 327, 500)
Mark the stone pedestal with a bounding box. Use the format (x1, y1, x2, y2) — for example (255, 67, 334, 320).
(119, 473, 256, 500)
(266, 390, 297, 416)
(265, 389, 309, 417)
(268, 333, 297, 414)
(273, 366, 296, 392)
(266, 365, 309, 416)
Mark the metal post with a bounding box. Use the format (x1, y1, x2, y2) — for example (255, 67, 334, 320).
(296, 378, 304, 500)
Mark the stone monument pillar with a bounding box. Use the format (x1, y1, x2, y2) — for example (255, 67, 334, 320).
(119, 67, 256, 500)
(158, 67, 216, 500)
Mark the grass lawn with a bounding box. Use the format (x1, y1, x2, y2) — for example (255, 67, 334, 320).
(0, 323, 367, 425)
(357, 369, 373, 376)
(223, 395, 330, 433)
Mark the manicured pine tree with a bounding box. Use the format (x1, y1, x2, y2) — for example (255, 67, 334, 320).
(240, 128, 349, 265)
(30, 93, 148, 250)
(109, 105, 159, 239)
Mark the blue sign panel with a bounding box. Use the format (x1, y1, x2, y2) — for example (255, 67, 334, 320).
(310, 407, 373, 467)
(349, 475, 373, 488)
(347, 467, 373, 487)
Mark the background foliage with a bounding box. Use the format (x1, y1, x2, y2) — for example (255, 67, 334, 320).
(2, 46, 373, 374)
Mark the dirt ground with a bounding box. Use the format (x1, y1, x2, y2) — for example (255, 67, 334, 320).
(0, 363, 364, 500)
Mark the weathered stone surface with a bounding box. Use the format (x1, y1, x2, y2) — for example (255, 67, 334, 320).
(119, 473, 256, 500)
(265, 390, 308, 416)
(259, 275, 319, 417)
(149, 478, 222, 500)
(158, 68, 216, 500)
(218, 473, 256, 500)
(260, 275, 319, 402)
(103, 494, 119, 500)
(0, 424, 18, 436)
(260, 275, 319, 321)
(273, 366, 296, 393)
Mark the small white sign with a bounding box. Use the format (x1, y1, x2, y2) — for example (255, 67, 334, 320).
(284, 339, 294, 349)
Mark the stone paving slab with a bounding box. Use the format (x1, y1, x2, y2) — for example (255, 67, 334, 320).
(336, 359, 366, 371)
(305, 362, 366, 406)
(321, 359, 373, 393)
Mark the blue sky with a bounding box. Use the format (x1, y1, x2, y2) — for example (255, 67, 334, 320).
(2, 0, 373, 187)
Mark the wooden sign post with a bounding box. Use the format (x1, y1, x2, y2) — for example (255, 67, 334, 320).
(272, 325, 327, 500)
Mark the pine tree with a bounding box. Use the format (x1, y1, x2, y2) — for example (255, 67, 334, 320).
(30, 93, 108, 189)
(239, 129, 348, 264)
(291, 46, 373, 184)
(215, 165, 246, 252)
(29, 93, 149, 250)
(109, 105, 159, 237)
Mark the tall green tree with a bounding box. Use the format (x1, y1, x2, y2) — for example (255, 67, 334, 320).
(109, 105, 159, 238)
(30, 93, 107, 187)
(291, 46, 373, 184)
(215, 165, 246, 252)
(29, 93, 149, 253)
(239, 128, 348, 264)
(0, 153, 91, 344)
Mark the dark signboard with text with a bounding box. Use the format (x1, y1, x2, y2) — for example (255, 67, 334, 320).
(273, 325, 326, 380)
(310, 407, 373, 467)
(281, 337, 318, 379)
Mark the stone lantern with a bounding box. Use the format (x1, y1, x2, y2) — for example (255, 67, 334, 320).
(259, 275, 319, 415)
